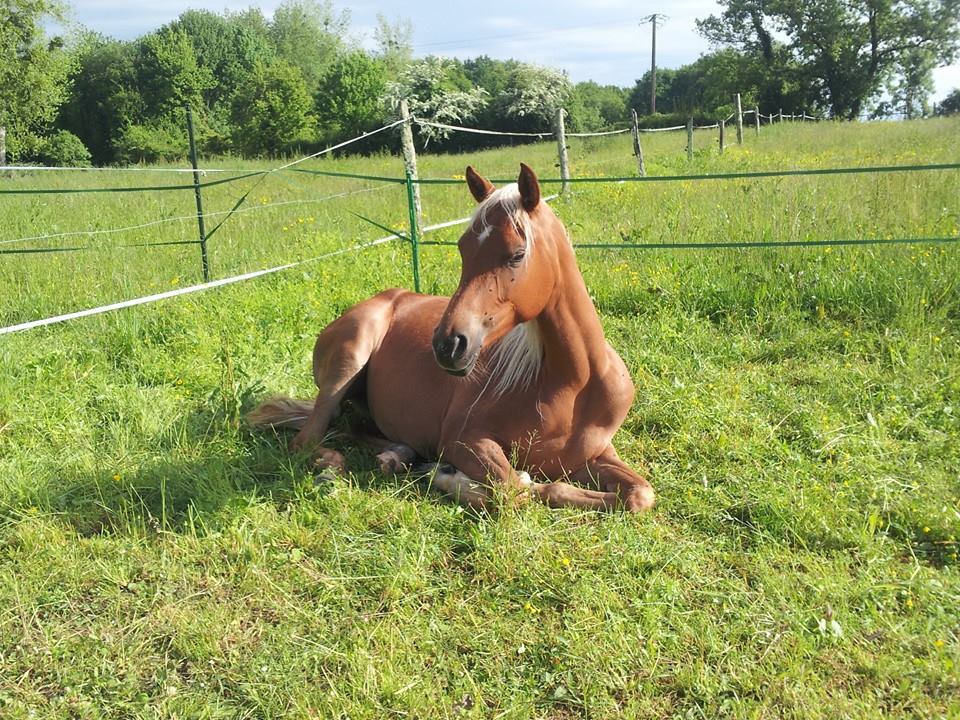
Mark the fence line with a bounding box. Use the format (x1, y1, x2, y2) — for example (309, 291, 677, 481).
(566, 128, 631, 138)
(415, 119, 549, 138)
(410, 162, 960, 186)
(640, 124, 688, 133)
(0, 165, 246, 174)
(0, 117, 410, 197)
(0, 183, 394, 248)
(0, 234, 399, 335)
(0, 193, 562, 335)
(5, 104, 955, 336)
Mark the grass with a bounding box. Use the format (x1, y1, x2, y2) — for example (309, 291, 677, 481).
(0, 118, 958, 718)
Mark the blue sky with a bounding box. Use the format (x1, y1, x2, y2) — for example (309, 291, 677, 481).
(66, 0, 960, 101)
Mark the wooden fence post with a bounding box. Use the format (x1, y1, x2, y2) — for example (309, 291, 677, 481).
(735, 93, 744, 145)
(554, 107, 571, 196)
(398, 99, 422, 233)
(755, 106, 760, 135)
(719, 120, 725, 153)
(778, 108, 784, 123)
(686, 117, 693, 162)
(630, 109, 646, 177)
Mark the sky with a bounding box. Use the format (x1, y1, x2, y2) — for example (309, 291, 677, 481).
(65, 0, 960, 102)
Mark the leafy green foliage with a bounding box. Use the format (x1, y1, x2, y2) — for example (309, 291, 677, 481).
(134, 28, 214, 120)
(315, 50, 389, 144)
(35, 128, 90, 166)
(270, 0, 348, 93)
(936, 88, 960, 115)
(230, 60, 316, 156)
(114, 119, 188, 164)
(58, 36, 140, 164)
(384, 57, 488, 145)
(630, 48, 806, 118)
(567, 81, 628, 131)
(0, 0, 74, 161)
(166, 9, 276, 113)
(698, 0, 960, 119)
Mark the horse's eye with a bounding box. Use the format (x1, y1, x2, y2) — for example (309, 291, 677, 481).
(508, 248, 526, 268)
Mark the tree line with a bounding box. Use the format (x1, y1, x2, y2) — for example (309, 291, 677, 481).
(2, 0, 959, 167)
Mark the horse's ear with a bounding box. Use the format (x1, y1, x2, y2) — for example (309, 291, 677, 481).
(518, 163, 540, 212)
(465, 166, 495, 203)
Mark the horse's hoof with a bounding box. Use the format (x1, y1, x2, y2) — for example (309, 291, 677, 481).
(622, 485, 655, 512)
(376, 450, 407, 474)
(313, 449, 346, 474)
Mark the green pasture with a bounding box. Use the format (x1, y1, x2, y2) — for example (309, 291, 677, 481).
(0, 118, 958, 718)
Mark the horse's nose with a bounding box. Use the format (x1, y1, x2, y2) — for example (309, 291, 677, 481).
(432, 328, 469, 367)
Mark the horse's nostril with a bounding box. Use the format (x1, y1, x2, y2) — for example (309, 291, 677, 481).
(451, 333, 468, 360)
(432, 330, 470, 366)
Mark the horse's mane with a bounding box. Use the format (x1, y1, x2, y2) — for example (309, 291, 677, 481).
(487, 321, 543, 397)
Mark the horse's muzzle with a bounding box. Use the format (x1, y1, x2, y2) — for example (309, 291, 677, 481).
(432, 327, 479, 376)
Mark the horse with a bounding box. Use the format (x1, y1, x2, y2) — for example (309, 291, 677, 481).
(248, 163, 654, 512)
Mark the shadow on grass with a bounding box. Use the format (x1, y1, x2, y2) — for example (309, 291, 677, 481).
(24, 402, 441, 538)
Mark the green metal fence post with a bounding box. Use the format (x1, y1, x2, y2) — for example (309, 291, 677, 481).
(185, 105, 210, 282)
(404, 169, 422, 293)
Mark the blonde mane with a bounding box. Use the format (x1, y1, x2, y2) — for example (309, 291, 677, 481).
(487, 321, 543, 397)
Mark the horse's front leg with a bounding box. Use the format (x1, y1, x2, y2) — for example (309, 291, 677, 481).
(436, 437, 531, 510)
(569, 446, 655, 513)
(443, 437, 622, 512)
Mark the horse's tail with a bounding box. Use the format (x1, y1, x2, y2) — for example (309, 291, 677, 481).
(247, 396, 314, 430)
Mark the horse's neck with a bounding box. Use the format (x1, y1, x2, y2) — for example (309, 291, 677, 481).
(537, 243, 609, 385)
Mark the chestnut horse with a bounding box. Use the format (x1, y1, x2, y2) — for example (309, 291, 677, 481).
(249, 163, 654, 512)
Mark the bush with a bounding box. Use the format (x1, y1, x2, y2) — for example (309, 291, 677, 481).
(115, 121, 187, 164)
(36, 130, 92, 167)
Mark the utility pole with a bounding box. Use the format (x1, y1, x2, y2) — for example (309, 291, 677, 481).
(641, 14, 667, 115)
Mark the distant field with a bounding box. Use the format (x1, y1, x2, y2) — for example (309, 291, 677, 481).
(0, 118, 958, 718)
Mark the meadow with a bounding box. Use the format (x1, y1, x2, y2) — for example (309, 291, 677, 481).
(0, 118, 958, 718)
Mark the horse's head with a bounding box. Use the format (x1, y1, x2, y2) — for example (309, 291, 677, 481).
(433, 163, 559, 377)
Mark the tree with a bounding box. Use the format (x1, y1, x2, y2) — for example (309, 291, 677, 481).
(231, 59, 315, 156)
(567, 81, 628, 130)
(315, 50, 388, 143)
(134, 27, 214, 119)
(58, 35, 140, 164)
(887, 48, 936, 118)
(629, 67, 678, 115)
(499, 63, 571, 126)
(270, 0, 349, 92)
(934, 88, 960, 115)
(166, 9, 275, 111)
(373, 13, 413, 78)
(0, 0, 75, 161)
(698, 0, 960, 119)
(384, 57, 487, 145)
